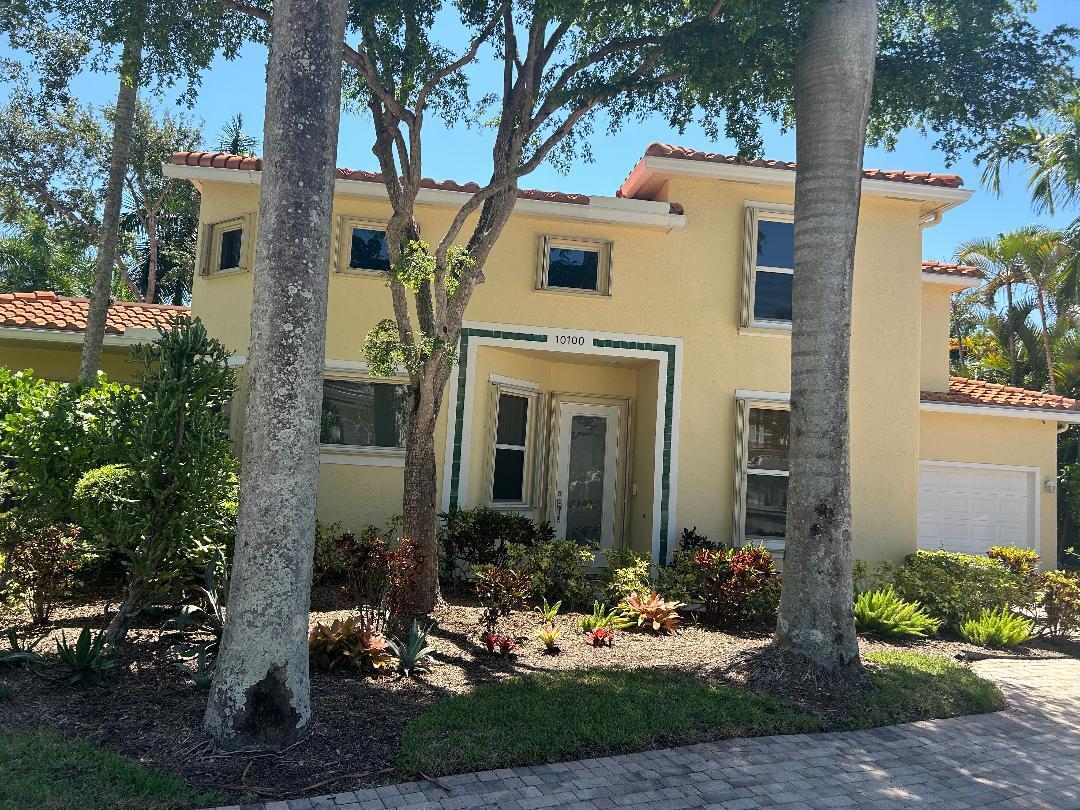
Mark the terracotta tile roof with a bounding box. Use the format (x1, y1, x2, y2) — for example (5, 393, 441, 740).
(624, 142, 965, 192)
(922, 261, 982, 280)
(922, 377, 1080, 413)
(170, 151, 687, 215)
(0, 291, 188, 335)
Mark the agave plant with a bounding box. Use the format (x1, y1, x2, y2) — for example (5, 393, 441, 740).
(387, 620, 437, 676)
(309, 617, 393, 674)
(0, 628, 44, 668)
(853, 588, 941, 639)
(56, 626, 115, 686)
(168, 551, 229, 658)
(578, 601, 633, 633)
(173, 645, 216, 689)
(620, 591, 684, 635)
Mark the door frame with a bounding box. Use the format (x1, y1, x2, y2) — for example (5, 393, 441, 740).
(917, 460, 1041, 558)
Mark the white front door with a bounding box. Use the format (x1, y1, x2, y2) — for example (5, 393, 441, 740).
(918, 462, 1037, 555)
(554, 402, 620, 552)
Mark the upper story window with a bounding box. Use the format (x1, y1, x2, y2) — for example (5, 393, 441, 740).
(537, 236, 612, 295)
(742, 206, 794, 330)
(200, 214, 254, 276)
(320, 378, 408, 450)
(336, 216, 392, 275)
(733, 397, 789, 550)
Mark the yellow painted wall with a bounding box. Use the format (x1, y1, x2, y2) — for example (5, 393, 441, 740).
(188, 171, 1038, 565)
(0, 339, 137, 382)
(920, 285, 953, 392)
(920, 411, 1059, 569)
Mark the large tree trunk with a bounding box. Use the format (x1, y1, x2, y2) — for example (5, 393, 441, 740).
(204, 0, 349, 751)
(775, 0, 877, 672)
(79, 33, 142, 384)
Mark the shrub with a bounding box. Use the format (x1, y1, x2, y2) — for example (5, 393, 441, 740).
(336, 525, 394, 607)
(960, 608, 1034, 648)
(387, 538, 427, 621)
(987, 546, 1040, 580)
(56, 626, 115, 687)
(584, 628, 615, 647)
(852, 558, 896, 594)
(312, 520, 345, 584)
(620, 591, 684, 635)
(439, 507, 554, 582)
(892, 550, 1033, 629)
(1040, 570, 1080, 640)
(537, 624, 560, 652)
(853, 588, 940, 638)
(506, 537, 595, 609)
(1, 522, 84, 625)
(656, 549, 707, 603)
(480, 631, 517, 655)
(387, 621, 437, 677)
(693, 544, 781, 628)
(578, 600, 633, 633)
(473, 564, 533, 631)
(308, 617, 393, 674)
(600, 548, 652, 603)
(678, 526, 719, 552)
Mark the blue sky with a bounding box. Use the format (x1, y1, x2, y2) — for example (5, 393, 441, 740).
(9, 0, 1077, 262)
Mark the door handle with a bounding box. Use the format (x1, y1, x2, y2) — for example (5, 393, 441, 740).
(555, 491, 563, 523)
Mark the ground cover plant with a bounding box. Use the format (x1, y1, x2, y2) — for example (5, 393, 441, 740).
(854, 587, 940, 638)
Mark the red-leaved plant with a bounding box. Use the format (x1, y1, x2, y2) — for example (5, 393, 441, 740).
(480, 631, 518, 655)
(584, 628, 615, 647)
(693, 544, 781, 628)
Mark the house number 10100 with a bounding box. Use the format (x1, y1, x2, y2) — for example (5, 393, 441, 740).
(555, 334, 585, 346)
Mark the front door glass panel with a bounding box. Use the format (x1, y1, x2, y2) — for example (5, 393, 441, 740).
(565, 414, 607, 544)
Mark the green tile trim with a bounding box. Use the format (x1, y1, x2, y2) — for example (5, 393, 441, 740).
(447, 328, 548, 509)
(591, 338, 677, 566)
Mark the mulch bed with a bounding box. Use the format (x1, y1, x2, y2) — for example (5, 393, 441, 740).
(0, 589, 1074, 803)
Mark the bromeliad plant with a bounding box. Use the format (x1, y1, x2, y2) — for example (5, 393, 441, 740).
(537, 624, 560, 652)
(578, 601, 633, 633)
(537, 598, 562, 624)
(620, 591, 684, 635)
(480, 631, 518, 655)
(308, 617, 393, 674)
(388, 620, 437, 677)
(56, 626, 115, 687)
(853, 588, 941, 639)
(584, 628, 615, 647)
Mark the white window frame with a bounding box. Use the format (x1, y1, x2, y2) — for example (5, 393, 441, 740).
(200, 213, 256, 277)
(334, 215, 392, 278)
(318, 370, 410, 467)
(741, 204, 794, 332)
(733, 393, 790, 551)
(537, 235, 613, 296)
(487, 381, 540, 508)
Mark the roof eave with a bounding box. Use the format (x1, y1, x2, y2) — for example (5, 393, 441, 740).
(921, 273, 981, 290)
(0, 326, 159, 346)
(920, 400, 1080, 423)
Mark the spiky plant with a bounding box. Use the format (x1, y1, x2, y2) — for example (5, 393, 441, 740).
(537, 623, 560, 652)
(960, 608, 1035, 649)
(308, 617, 393, 674)
(621, 591, 684, 634)
(578, 601, 633, 633)
(538, 598, 562, 624)
(56, 626, 115, 687)
(388, 620, 437, 676)
(854, 588, 941, 639)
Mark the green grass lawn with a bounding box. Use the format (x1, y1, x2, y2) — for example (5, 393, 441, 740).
(398, 652, 1004, 776)
(0, 727, 226, 810)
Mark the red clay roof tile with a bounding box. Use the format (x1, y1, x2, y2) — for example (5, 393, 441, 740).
(922, 261, 982, 279)
(0, 291, 189, 336)
(922, 377, 1080, 413)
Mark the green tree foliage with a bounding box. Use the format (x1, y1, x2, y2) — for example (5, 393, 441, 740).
(0, 207, 95, 296)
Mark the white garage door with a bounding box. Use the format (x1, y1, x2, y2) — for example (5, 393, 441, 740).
(918, 462, 1036, 555)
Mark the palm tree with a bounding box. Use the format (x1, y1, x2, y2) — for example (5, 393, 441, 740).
(1016, 228, 1077, 394)
(213, 114, 259, 156)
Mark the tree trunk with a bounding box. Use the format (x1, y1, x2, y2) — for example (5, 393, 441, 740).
(103, 579, 146, 646)
(78, 33, 142, 384)
(204, 0, 348, 751)
(775, 0, 877, 672)
(401, 369, 446, 614)
(1006, 281, 1017, 385)
(1036, 289, 1056, 394)
(145, 205, 159, 304)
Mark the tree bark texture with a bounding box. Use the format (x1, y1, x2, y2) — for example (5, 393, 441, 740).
(79, 33, 142, 385)
(775, 0, 877, 671)
(203, 0, 349, 750)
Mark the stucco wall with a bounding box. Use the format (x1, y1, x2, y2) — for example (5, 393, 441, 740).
(920, 285, 953, 392)
(920, 410, 1059, 570)
(0, 339, 137, 382)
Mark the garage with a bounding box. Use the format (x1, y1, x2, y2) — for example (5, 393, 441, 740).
(917, 461, 1038, 555)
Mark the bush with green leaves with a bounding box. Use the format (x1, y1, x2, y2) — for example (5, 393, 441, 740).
(960, 608, 1035, 649)
(506, 537, 596, 609)
(74, 316, 237, 645)
(656, 549, 708, 604)
(1040, 570, 1080, 640)
(600, 548, 652, 603)
(853, 587, 941, 639)
(473, 564, 533, 631)
(439, 507, 554, 583)
(1, 521, 85, 625)
(693, 545, 781, 628)
(892, 550, 1033, 629)
(986, 546, 1040, 580)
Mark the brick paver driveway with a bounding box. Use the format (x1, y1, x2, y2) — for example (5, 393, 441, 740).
(212, 657, 1080, 810)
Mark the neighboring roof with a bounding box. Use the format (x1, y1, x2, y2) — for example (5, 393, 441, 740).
(624, 143, 965, 192)
(922, 376, 1080, 414)
(0, 291, 188, 336)
(169, 151, 687, 216)
(921, 261, 982, 280)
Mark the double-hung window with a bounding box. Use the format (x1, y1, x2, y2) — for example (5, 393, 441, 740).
(336, 216, 392, 275)
(734, 397, 790, 549)
(742, 206, 794, 329)
(489, 385, 538, 506)
(320, 378, 408, 458)
(537, 236, 612, 295)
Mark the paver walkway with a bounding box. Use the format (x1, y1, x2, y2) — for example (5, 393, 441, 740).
(211, 657, 1080, 810)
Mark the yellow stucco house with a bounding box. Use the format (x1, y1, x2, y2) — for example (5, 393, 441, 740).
(5, 142, 1078, 570)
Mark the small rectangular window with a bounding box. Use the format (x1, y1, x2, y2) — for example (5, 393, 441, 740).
(492, 391, 532, 504)
(743, 405, 790, 543)
(320, 379, 408, 449)
(349, 227, 391, 272)
(218, 228, 243, 272)
(743, 209, 794, 329)
(201, 215, 253, 276)
(538, 236, 611, 295)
